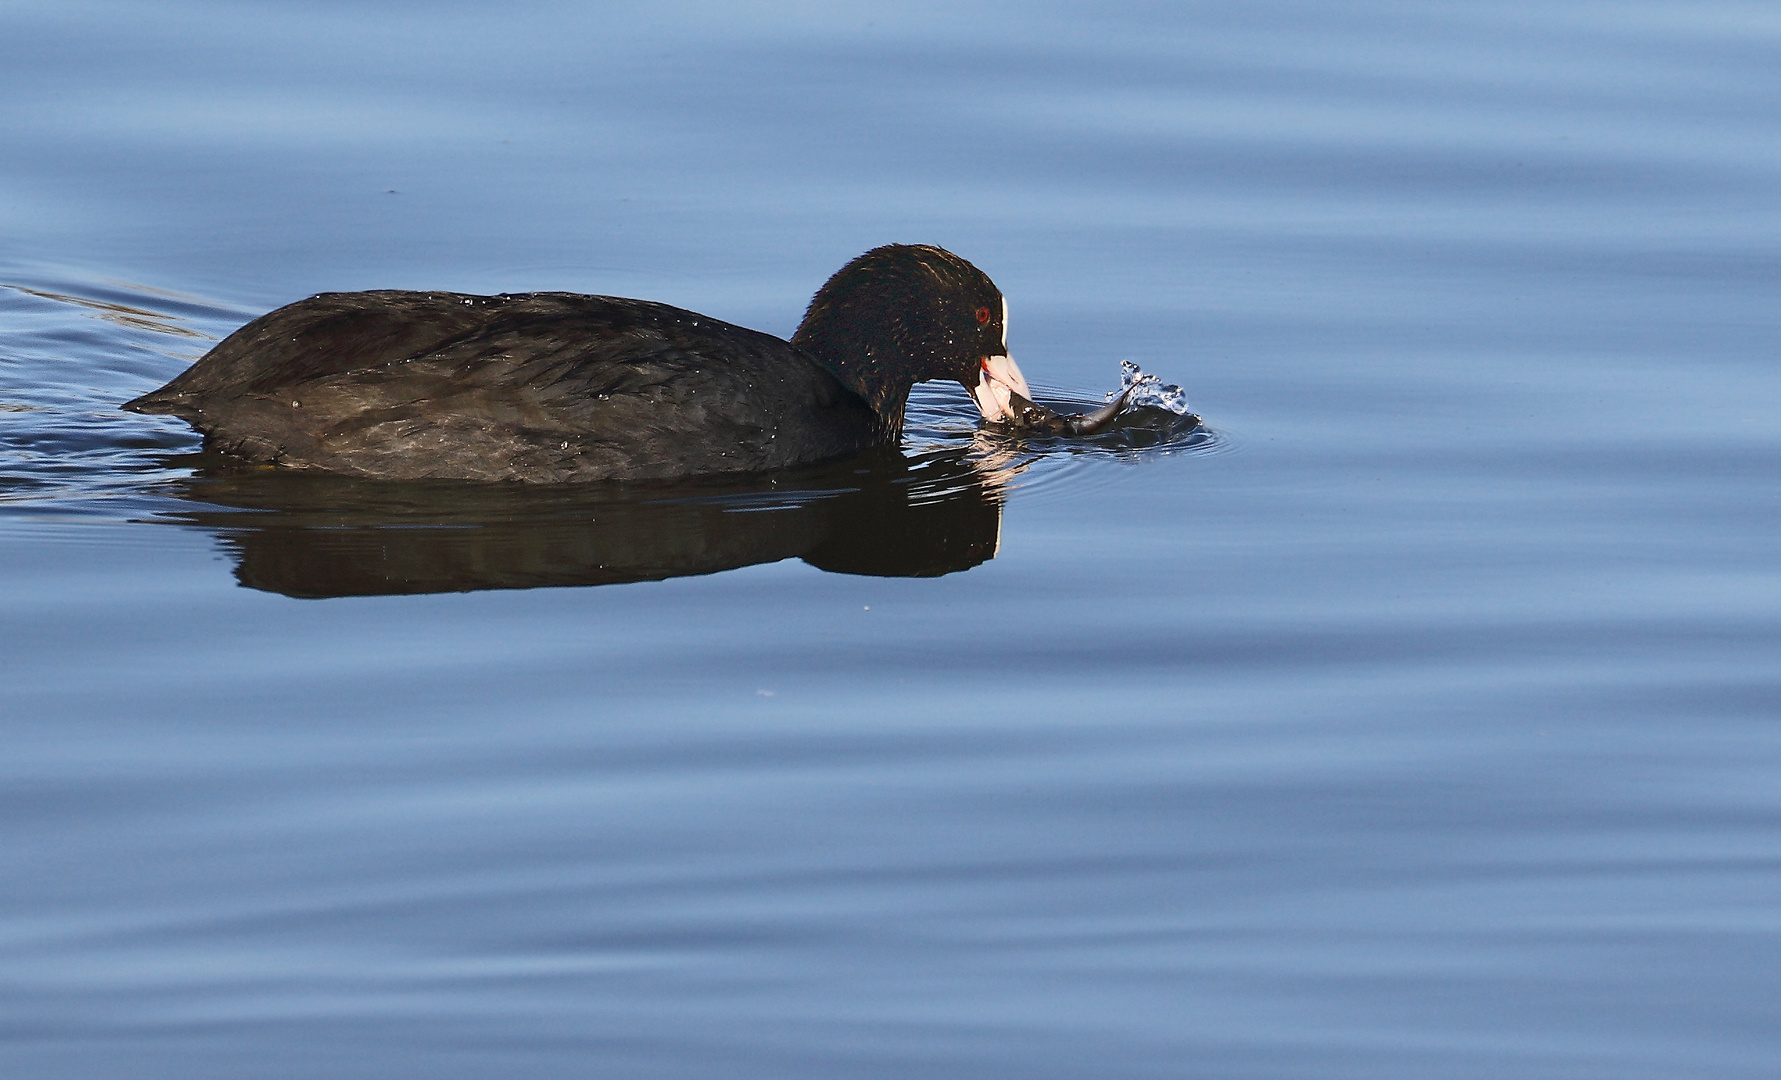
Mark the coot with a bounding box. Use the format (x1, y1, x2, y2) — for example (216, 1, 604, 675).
(123, 244, 1035, 483)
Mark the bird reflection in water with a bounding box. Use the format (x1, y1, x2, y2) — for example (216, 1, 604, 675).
(146, 444, 1028, 598)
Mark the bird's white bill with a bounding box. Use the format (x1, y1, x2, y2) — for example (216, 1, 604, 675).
(969, 354, 1033, 422)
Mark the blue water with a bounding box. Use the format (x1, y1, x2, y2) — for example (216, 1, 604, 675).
(4, 2, 1780, 1076)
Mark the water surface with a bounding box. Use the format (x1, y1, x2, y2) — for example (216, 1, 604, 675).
(3, 2, 1779, 1077)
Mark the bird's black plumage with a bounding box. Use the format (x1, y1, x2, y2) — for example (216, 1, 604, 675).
(123, 244, 1014, 483)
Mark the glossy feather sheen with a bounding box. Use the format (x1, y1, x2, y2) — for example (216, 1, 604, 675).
(127, 291, 875, 482)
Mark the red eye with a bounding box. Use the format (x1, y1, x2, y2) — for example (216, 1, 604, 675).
(974, 306, 991, 324)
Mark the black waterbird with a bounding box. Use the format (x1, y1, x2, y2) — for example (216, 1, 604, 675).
(123, 244, 1115, 483)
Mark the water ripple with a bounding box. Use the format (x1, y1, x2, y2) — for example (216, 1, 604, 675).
(0, 276, 249, 515)
(906, 381, 1227, 504)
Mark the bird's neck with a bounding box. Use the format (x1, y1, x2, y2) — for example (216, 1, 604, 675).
(791, 322, 913, 441)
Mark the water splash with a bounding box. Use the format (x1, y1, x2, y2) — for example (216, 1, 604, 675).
(1108, 361, 1191, 415)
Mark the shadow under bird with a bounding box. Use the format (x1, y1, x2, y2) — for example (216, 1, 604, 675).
(124, 244, 1120, 483)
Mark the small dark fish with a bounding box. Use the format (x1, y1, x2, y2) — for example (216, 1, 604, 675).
(1000, 386, 1136, 436)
